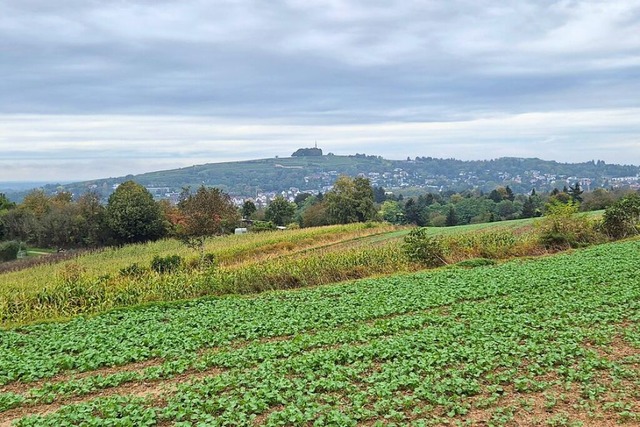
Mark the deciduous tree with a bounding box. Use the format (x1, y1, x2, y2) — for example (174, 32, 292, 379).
(265, 196, 296, 226)
(177, 186, 240, 255)
(325, 176, 376, 224)
(105, 181, 165, 244)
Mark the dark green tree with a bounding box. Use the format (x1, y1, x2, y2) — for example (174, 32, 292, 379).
(505, 185, 515, 202)
(373, 186, 387, 203)
(293, 193, 312, 208)
(265, 196, 296, 226)
(241, 200, 257, 219)
(403, 198, 425, 226)
(521, 196, 536, 218)
(488, 189, 504, 203)
(1, 208, 38, 243)
(445, 205, 458, 226)
(0, 193, 16, 241)
(0, 193, 15, 211)
(568, 182, 584, 203)
(105, 181, 165, 244)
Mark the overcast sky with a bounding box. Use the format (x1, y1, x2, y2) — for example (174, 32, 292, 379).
(1, 0, 639, 182)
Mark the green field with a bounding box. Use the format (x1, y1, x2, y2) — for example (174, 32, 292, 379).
(1, 239, 639, 426)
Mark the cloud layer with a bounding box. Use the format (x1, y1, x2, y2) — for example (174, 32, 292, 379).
(1, 0, 639, 181)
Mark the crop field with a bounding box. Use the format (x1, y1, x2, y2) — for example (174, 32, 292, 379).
(1, 238, 639, 426)
(1, 223, 399, 287)
(0, 219, 550, 327)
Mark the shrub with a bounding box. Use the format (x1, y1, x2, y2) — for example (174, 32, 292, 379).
(402, 227, 447, 267)
(0, 241, 20, 262)
(536, 201, 602, 249)
(251, 221, 276, 232)
(601, 194, 640, 239)
(150, 255, 183, 274)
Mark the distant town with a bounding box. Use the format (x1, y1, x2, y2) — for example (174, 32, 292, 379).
(3, 151, 640, 206)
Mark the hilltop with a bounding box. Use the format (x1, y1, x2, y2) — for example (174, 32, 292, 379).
(9, 154, 640, 202)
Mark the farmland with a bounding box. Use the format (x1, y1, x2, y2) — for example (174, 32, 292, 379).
(1, 238, 639, 426)
(0, 219, 550, 327)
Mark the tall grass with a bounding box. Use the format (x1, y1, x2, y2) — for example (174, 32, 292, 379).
(0, 241, 411, 326)
(0, 223, 395, 290)
(1, 216, 596, 328)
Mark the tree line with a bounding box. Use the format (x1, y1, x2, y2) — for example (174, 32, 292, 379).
(1, 178, 636, 261)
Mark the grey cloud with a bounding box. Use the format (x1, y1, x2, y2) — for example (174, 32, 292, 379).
(0, 0, 639, 180)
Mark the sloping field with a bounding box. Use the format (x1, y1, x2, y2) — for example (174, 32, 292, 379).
(0, 223, 399, 287)
(1, 219, 548, 327)
(1, 239, 639, 426)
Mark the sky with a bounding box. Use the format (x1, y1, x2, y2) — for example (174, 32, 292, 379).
(1, 0, 639, 182)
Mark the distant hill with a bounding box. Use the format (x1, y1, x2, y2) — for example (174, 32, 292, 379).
(13, 154, 640, 202)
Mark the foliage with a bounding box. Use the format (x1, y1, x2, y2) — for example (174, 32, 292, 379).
(105, 181, 165, 244)
(21, 190, 51, 218)
(299, 202, 331, 228)
(325, 175, 376, 224)
(568, 182, 584, 203)
(241, 200, 257, 219)
(601, 193, 640, 239)
(0, 193, 15, 211)
(1, 208, 38, 243)
(251, 220, 276, 232)
(445, 205, 458, 226)
(536, 201, 602, 249)
(379, 200, 403, 224)
(176, 186, 239, 256)
(402, 227, 447, 267)
(177, 186, 239, 237)
(264, 196, 296, 226)
(454, 257, 496, 268)
(521, 196, 536, 218)
(0, 240, 20, 262)
(118, 263, 147, 278)
(403, 198, 427, 226)
(580, 188, 616, 211)
(150, 255, 183, 274)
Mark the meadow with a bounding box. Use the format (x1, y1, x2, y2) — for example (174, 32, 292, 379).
(1, 238, 639, 426)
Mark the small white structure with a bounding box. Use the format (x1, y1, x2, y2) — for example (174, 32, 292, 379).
(234, 228, 248, 235)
